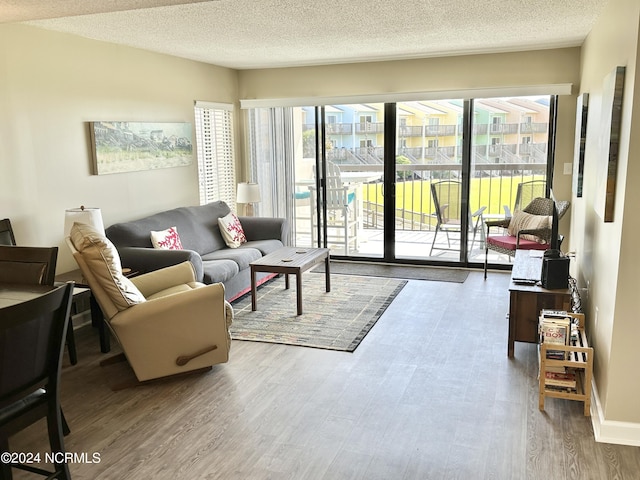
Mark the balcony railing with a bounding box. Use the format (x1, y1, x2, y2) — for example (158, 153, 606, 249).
(304, 122, 548, 137)
(327, 143, 548, 165)
(398, 125, 458, 137)
(336, 163, 547, 231)
(293, 163, 549, 259)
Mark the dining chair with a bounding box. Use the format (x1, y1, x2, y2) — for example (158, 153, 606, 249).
(0, 282, 75, 480)
(0, 245, 58, 285)
(0, 219, 16, 246)
(0, 245, 77, 364)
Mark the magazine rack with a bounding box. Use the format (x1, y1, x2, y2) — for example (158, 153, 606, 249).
(538, 313, 593, 416)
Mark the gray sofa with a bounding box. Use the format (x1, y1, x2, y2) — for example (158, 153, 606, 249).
(105, 201, 288, 301)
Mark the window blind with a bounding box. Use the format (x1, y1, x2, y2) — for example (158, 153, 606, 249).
(194, 101, 236, 208)
(240, 83, 572, 109)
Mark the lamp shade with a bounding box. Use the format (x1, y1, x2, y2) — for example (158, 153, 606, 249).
(64, 206, 105, 237)
(236, 183, 261, 204)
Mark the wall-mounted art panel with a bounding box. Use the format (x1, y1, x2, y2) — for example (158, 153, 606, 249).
(572, 92, 588, 198)
(596, 66, 625, 222)
(89, 121, 193, 175)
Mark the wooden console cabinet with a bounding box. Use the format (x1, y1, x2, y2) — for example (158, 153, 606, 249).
(507, 250, 571, 358)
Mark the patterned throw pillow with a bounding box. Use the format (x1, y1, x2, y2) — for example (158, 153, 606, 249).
(507, 210, 551, 243)
(217, 212, 247, 248)
(150, 226, 184, 250)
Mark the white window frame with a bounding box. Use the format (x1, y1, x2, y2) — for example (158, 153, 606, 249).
(194, 101, 236, 208)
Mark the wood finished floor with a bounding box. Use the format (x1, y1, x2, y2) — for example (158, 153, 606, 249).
(9, 271, 640, 479)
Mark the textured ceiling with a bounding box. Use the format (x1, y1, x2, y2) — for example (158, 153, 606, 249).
(3, 0, 610, 70)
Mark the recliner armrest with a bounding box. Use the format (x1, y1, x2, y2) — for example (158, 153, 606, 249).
(117, 246, 204, 281)
(129, 261, 198, 297)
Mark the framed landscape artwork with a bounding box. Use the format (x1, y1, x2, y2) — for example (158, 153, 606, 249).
(595, 66, 625, 222)
(89, 121, 193, 175)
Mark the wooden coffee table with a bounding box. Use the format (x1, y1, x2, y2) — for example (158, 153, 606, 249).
(250, 247, 330, 316)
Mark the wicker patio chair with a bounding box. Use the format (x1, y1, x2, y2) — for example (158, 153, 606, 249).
(484, 197, 570, 279)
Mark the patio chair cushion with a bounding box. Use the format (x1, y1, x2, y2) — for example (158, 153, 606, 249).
(486, 235, 549, 252)
(507, 210, 551, 242)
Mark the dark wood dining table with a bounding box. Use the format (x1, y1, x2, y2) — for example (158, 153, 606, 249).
(0, 282, 79, 363)
(0, 283, 56, 309)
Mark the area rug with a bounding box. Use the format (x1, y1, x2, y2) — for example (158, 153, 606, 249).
(230, 274, 406, 352)
(311, 261, 469, 283)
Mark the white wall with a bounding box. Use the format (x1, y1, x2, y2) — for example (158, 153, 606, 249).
(238, 49, 580, 101)
(576, 0, 640, 437)
(0, 24, 238, 272)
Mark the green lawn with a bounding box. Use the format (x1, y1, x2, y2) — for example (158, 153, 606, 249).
(363, 176, 542, 226)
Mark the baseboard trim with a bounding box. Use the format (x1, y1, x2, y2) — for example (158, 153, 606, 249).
(591, 379, 640, 446)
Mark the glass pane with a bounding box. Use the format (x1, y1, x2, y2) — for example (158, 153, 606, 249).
(395, 100, 464, 261)
(343, 103, 384, 257)
(292, 106, 315, 249)
(297, 104, 385, 257)
(470, 96, 550, 264)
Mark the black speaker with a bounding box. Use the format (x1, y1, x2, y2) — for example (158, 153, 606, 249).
(541, 251, 570, 290)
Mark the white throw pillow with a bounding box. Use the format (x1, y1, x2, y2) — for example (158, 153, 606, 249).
(217, 212, 247, 248)
(507, 210, 551, 243)
(150, 226, 184, 250)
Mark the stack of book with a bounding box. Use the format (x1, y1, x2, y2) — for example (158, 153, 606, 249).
(544, 370, 577, 391)
(539, 310, 579, 391)
(539, 310, 571, 360)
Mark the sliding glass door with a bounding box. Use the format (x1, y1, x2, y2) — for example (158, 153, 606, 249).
(469, 96, 552, 265)
(394, 100, 465, 261)
(246, 95, 554, 268)
(292, 104, 386, 257)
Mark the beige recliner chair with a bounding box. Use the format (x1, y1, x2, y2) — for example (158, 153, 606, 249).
(66, 222, 233, 383)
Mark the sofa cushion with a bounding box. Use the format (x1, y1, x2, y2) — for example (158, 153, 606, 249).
(182, 202, 233, 254)
(150, 226, 184, 250)
(106, 201, 232, 255)
(241, 239, 284, 256)
(202, 247, 262, 272)
(217, 212, 247, 248)
(70, 222, 146, 311)
(201, 259, 240, 284)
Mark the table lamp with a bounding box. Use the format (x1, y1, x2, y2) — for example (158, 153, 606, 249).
(64, 206, 105, 237)
(236, 183, 261, 216)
